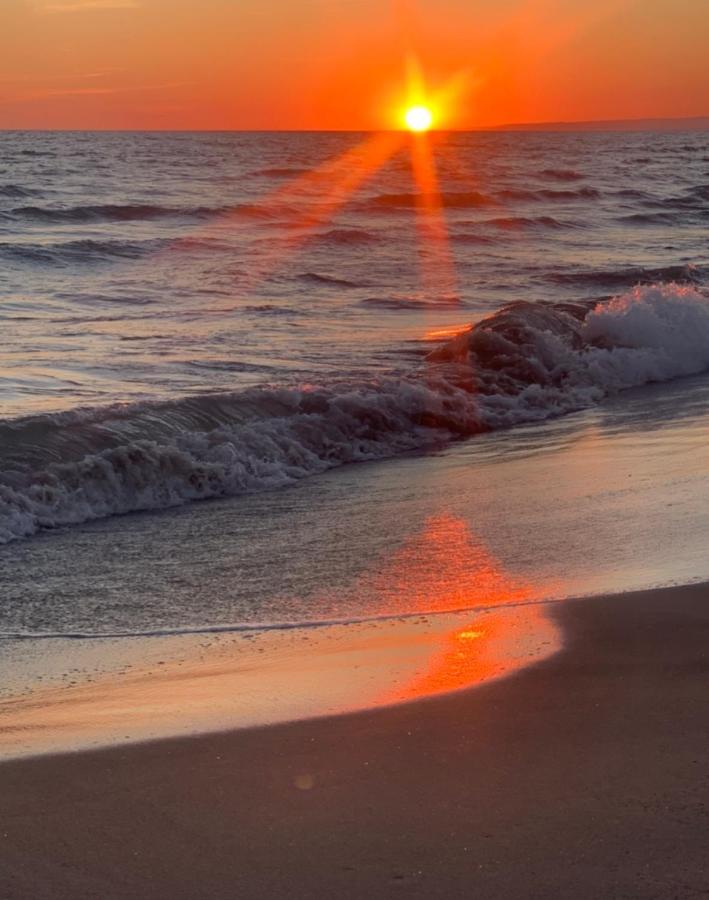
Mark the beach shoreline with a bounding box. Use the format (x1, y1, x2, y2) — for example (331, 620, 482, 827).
(0, 595, 561, 760)
(2, 581, 707, 899)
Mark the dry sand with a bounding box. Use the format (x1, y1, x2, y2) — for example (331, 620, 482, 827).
(1, 582, 708, 899)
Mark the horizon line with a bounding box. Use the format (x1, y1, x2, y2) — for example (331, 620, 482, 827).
(1, 115, 708, 134)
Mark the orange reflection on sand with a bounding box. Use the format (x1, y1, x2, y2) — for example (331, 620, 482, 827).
(380, 603, 559, 704)
(367, 513, 562, 704)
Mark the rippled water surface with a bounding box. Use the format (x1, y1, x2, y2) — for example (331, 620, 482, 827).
(2, 130, 707, 414)
(0, 130, 708, 632)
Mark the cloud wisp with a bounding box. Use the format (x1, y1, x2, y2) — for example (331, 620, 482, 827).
(39, 0, 140, 13)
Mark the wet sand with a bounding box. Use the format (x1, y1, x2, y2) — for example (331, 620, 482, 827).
(0, 600, 559, 759)
(1, 582, 708, 899)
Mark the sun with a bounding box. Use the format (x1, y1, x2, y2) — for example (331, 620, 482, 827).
(404, 104, 433, 132)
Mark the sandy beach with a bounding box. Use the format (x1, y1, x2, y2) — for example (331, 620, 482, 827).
(1, 581, 707, 899)
(3, 5, 709, 897)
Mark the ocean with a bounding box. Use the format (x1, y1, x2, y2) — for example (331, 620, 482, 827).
(1, 129, 708, 642)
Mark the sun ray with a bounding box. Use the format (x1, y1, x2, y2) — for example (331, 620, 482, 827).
(401, 56, 462, 303)
(409, 131, 458, 302)
(169, 130, 404, 297)
(164, 53, 473, 310)
(240, 130, 405, 290)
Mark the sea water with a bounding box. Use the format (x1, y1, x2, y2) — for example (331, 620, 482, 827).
(1, 129, 708, 640)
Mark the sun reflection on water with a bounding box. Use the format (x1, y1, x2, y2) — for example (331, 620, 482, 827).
(352, 513, 546, 616)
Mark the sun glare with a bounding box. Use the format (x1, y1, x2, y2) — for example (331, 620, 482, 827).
(405, 105, 433, 132)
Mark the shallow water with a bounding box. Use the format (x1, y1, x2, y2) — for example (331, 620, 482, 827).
(1, 372, 708, 638)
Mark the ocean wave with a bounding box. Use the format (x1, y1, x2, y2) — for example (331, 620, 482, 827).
(538, 168, 584, 181)
(187, 360, 279, 373)
(228, 202, 299, 222)
(241, 304, 306, 316)
(496, 187, 600, 202)
(548, 263, 701, 289)
(485, 216, 574, 230)
(361, 190, 494, 210)
(538, 187, 601, 201)
(614, 189, 653, 200)
(450, 233, 495, 245)
(1, 199, 317, 231)
(360, 186, 600, 212)
(1, 282, 708, 544)
(617, 212, 683, 226)
(298, 272, 363, 287)
(644, 184, 709, 211)
(310, 228, 379, 246)
(490, 188, 538, 202)
(360, 295, 462, 310)
(427, 283, 709, 403)
(9, 203, 224, 224)
(0, 184, 41, 199)
(0, 238, 167, 266)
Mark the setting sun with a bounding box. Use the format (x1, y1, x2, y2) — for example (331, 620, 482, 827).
(404, 105, 434, 132)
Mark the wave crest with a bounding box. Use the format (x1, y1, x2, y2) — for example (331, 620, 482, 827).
(0, 238, 167, 266)
(362, 190, 494, 211)
(538, 168, 584, 181)
(1, 283, 708, 543)
(429, 283, 709, 400)
(9, 203, 224, 224)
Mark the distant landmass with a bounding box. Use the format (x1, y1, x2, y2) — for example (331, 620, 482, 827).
(485, 116, 709, 132)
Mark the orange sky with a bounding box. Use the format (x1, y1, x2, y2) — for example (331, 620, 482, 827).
(1, 0, 707, 130)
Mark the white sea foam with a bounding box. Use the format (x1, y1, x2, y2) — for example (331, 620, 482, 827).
(1, 283, 707, 544)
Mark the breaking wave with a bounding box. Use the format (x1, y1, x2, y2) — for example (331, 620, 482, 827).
(1, 282, 708, 544)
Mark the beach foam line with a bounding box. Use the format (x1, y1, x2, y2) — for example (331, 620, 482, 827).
(4, 571, 705, 642)
(0, 594, 567, 642)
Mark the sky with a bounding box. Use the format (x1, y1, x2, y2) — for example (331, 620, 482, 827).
(0, 0, 707, 130)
